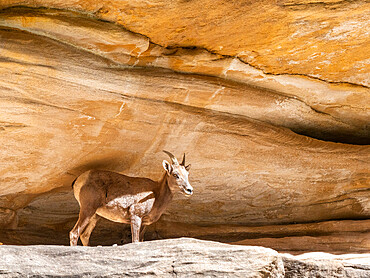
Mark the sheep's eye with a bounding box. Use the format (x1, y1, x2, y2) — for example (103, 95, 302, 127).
(173, 173, 179, 179)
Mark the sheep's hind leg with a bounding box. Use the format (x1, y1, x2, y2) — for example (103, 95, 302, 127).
(80, 214, 100, 246)
(139, 225, 147, 242)
(70, 209, 96, 246)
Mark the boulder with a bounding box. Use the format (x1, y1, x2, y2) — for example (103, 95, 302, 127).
(0, 238, 369, 277)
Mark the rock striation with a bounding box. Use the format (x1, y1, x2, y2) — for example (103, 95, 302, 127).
(0, 238, 369, 277)
(0, 2, 369, 253)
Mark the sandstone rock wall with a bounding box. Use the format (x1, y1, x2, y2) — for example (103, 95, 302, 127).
(0, 2, 369, 253)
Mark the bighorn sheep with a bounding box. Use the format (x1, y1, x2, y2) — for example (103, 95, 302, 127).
(69, 151, 193, 246)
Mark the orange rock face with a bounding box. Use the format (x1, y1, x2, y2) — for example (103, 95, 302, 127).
(2, 0, 370, 86)
(0, 3, 368, 253)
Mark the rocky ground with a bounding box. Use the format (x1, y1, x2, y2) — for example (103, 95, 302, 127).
(0, 238, 369, 277)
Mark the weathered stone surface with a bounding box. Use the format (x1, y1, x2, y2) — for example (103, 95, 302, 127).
(283, 252, 370, 278)
(0, 238, 369, 277)
(0, 239, 285, 277)
(0, 7, 368, 144)
(1, 0, 370, 87)
(0, 2, 369, 254)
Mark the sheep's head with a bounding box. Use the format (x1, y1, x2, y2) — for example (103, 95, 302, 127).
(162, 150, 193, 196)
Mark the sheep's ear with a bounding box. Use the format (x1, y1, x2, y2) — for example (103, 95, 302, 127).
(162, 160, 172, 175)
(185, 164, 191, 171)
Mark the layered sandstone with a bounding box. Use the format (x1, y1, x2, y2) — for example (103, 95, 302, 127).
(0, 2, 369, 253)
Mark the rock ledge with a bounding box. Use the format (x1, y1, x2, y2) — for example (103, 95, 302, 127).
(0, 238, 369, 277)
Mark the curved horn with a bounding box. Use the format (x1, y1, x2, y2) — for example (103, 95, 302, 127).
(163, 150, 179, 165)
(181, 153, 186, 166)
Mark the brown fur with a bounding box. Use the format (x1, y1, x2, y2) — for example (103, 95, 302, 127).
(69, 154, 192, 246)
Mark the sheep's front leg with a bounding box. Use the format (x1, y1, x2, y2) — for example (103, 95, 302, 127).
(130, 215, 142, 243)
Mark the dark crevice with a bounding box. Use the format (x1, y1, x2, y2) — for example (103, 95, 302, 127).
(171, 260, 178, 278)
(191, 218, 370, 243)
(274, 217, 370, 229)
(289, 129, 370, 145)
(0, 56, 56, 70)
(0, 95, 77, 113)
(279, 0, 358, 8)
